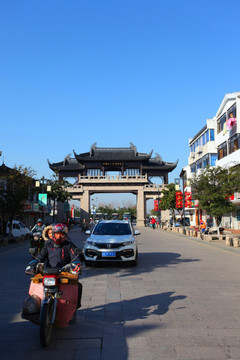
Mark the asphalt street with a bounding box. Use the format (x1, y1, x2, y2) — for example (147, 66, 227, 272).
(1, 226, 240, 360)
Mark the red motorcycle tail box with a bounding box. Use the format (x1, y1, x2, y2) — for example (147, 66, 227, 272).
(29, 272, 78, 327)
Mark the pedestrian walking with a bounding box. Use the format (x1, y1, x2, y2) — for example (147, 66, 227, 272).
(151, 217, 156, 230)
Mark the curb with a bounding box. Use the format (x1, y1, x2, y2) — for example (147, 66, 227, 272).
(156, 227, 240, 253)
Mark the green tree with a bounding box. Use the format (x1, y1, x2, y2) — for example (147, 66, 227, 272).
(48, 175, 72, 222)
(96, 205, 136, 220)
(191, 166, 238, 232)
(0, 165, 36, 234)
(97, 205, 114, 219)
(117, 206, 136, 220)
(159, 183, 179, 225)
(229, 165, 240, 193)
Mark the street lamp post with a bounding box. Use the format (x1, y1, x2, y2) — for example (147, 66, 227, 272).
(157, 188, 161, 227)
(91, 197, 98, 222)
(35, 177, 51, 222)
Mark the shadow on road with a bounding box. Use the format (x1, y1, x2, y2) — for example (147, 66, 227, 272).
(82, 251, 200, 279)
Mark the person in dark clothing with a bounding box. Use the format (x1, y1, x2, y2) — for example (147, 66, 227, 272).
(26, 223, 83, 308)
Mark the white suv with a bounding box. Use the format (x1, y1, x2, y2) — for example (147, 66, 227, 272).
(84, 220, 140, 266)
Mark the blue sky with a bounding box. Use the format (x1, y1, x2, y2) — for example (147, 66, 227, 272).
(1, 0, 240, 208)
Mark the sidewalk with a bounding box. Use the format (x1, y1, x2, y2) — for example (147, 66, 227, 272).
(157, 226, 240, 255)
(224, 228, 240, 235)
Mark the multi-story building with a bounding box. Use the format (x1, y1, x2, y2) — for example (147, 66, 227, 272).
(215, 92, 240, 168)
(180, 118, 217, 227)
(215, 92, 240, 229)
(181, 92, 240, 230)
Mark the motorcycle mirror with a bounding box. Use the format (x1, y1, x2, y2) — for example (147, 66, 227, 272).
(29, 248, 37, 256)
(74, 248, 82, 255)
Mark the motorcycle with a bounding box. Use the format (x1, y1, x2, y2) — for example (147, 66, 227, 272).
(22, 248, 82, 347)
(205, 226, 224, 235)
(30, 232, 45, 255)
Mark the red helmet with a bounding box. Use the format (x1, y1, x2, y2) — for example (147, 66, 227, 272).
(52, 223, 68, 244)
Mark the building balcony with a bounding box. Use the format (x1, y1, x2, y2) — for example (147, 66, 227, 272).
(196, 146, 203, 154)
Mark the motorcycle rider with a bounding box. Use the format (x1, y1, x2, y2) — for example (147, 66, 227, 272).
(31, 218, 45, 235)
(26, 223, 82, 309)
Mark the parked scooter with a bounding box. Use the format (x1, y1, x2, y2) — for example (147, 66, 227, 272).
(22, 248, 82, 347)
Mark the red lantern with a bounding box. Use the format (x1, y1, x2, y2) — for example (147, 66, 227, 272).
(184, 192, 192, 208)
(154, 200, 159, 211)
(176, 191, 183, 208)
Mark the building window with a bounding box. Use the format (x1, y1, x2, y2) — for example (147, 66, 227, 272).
(196, 160, 202, 169)
(217, 114, 226, 134)
(87, 169, 102, 176)
(206, 130, 209, 142)
(210, 129, 214, 141)
(229, 134, 240, 154)
(210, 154, 217, 166)
(217, 142, 227, 160)
(190, 128, 215, 153)
(227, 103, 236, 119)
(191, 164, 196, 173)
(202, 132, 206, 145)
(124, 169, 140, 176)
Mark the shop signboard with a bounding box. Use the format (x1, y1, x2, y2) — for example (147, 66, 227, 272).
(33, 203, 39, 211)
(38, 193, 47, 207)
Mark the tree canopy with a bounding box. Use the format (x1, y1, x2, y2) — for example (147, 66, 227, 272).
(158, 183, 179, 221)
(0, 165, 36, 219)
(191, 166, 239, 227)
(95, 205, 136, 220)
(48, 174, 72, 221)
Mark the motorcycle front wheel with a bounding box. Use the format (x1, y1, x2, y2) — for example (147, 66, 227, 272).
(40, 301, 53, 347)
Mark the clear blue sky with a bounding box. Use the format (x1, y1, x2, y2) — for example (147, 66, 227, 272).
(1, 0, 240, 208)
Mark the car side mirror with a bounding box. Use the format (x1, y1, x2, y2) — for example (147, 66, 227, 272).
(85, 230, 91, 235)
(134, 229, 141, 235)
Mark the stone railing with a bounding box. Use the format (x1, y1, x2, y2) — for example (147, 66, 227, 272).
(77, 174, 149, 183)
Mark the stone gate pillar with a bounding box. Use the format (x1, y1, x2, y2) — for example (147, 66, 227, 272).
(80, 190, 90, 221)
(137, 189, 145, 227)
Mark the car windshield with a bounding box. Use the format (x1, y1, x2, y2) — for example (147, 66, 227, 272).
(93, 223, 132, 236)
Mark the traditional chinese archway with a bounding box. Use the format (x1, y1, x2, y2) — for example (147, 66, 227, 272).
(48, 143, 178, 226)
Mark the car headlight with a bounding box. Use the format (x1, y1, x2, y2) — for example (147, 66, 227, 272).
(86, 240, 96, 246)
(123, 240, 135, 246)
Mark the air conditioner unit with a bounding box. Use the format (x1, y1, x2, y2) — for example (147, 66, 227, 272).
(196, 146, 203, 154)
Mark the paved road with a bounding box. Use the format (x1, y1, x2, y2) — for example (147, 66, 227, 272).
(1, 226, 240, 359)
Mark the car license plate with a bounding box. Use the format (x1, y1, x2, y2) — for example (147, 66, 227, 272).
(102, 251, 116, 257)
